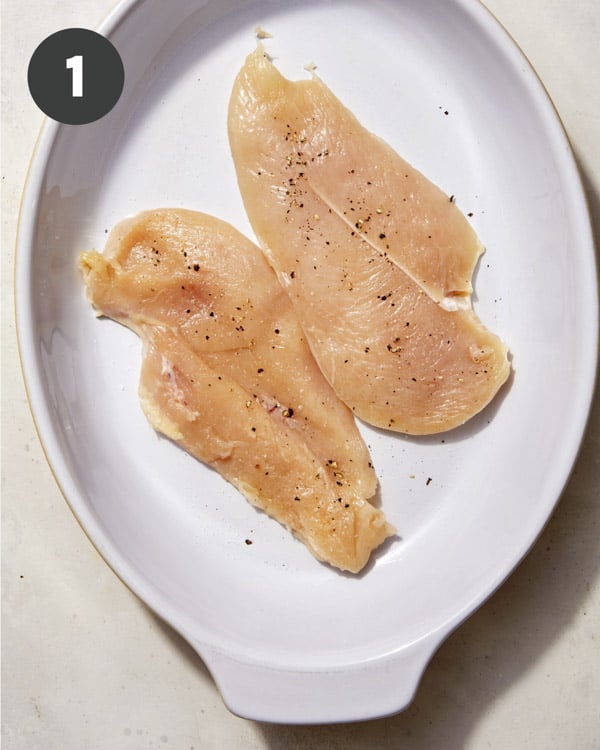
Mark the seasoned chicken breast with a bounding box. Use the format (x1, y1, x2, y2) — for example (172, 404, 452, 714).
(228, 47, 510, 434)
(79, 209, 394, 573)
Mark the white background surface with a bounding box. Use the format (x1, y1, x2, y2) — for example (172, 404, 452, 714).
(2, 0, 599, 747)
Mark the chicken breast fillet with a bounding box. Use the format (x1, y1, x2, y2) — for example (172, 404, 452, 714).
(79, 209, 394, 573)
(228, 47, 510, 434)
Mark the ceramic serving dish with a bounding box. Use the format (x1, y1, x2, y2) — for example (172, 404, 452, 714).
(16, 0, 598, 723)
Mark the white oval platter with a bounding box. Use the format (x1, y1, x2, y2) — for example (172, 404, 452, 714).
(16, 0, 598, 724)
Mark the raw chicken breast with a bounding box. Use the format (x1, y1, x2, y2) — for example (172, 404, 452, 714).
(79, 209, 394, 573)
(228, 47, 510, 434)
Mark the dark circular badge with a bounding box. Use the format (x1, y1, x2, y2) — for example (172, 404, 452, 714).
(27, 28, 124, 125)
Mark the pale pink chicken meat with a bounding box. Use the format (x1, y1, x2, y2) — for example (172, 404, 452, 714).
(228, 47, 510, 434)
(79, 209, 394, 573)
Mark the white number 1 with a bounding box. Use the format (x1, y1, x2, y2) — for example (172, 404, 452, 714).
(66, 55, 83, 97)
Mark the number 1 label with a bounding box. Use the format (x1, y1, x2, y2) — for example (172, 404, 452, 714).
(29, 29, 123, 123)
(66, 55, 83, 97)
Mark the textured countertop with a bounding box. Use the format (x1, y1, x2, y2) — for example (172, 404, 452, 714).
(2, 1, 599, 747)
